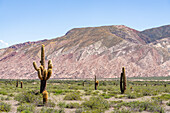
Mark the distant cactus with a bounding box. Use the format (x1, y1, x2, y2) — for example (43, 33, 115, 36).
(82, 81, 85, 86)
(16, 80, 18, 87)
(120, 67, 126, 94)
(94, 75, 99, 90)
(33, 44, 53, 93)
(21, 81, 23, 88)
(164, 84, 166, 87)
(43, 90, 48, 105)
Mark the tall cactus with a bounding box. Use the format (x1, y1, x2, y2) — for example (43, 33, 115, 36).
(16, 80, 18, 87)
(120, 67, 126, 94)
(94, 75, 99, 90)
(33, 44, 53, 93)
(21, 81, 23, 88)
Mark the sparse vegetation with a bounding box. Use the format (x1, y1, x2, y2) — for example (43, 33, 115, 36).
(0, 102, 11, 112)
(0, 79, 169, 112)
(64, 92, 82, 100)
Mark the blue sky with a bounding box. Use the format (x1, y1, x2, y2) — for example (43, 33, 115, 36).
(0, 0, 170, 49)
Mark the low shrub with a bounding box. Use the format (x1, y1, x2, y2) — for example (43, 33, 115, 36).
(152, 94, 170, 101)
(114, 100, 164, 112)
(46, 99, 56, 107)
(66, 102, 80, 108)
(64, 92, 81, 100)
(14, 90, 42, 105)
(40, 107, 65, 113)
(112, 108, 131, 113)
(100, 93, 111, 99)
(58, 102, 66, 108)
(17, 103, 35, 112)
(54, 90, 63, 95)
(0, 102, 11, 112)
(127, 93, 136, 99)
(0, 91, 8, 95)
(166, 101, 170, 106)
(81, 96, 110, 112)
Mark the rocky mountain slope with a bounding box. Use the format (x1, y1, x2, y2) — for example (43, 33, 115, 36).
(0, 25, 170, 79)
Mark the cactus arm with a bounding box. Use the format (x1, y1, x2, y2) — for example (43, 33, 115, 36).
(38, 69, 43, 80)
(48, 60, 53, 70)
(46, 69, 52, 80)
(33, 62, 38, 71)
(41, 44, 45, 68)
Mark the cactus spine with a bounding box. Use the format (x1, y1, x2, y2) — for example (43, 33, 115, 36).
(21, 81, 23, 88)
(120, 67, 126, 94)
(43, 90, 48, 105)
(94, 75, 99, 90)
(33, 44, 53, 93)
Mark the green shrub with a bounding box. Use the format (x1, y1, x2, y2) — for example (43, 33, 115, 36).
(100, 93, 111, 99)
(81, 96, 110, 112)
(152, 94, 170, 101)
(112, 109, 131, 113)
(109, 100, 123, 107)
(14, 91, 42, 105)
(0, 96, 5, 101)
(115, 95, 126, 98)
(84, 90, 91, 95)
(166, 101, 170, 106)
(0, 102, 11, 112)
(114, 100, 164, 112)
(0, 91, 7, 95)
(58, 102, 66, 108)
(127, 93, 136, 99)
(64, 92, 81, 100)
(66, 102, 80, 108)
(75, 108, 105, 113)
(40, 107, 65, 113)
(46, 99, 56, 107)
(54, 90, 63, 95)
(17, 103, 35, 112)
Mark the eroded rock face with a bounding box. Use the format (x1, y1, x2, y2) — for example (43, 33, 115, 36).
(0, 25, 170, 79)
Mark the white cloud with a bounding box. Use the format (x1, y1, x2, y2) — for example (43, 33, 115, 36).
(0, 40, 9, 48)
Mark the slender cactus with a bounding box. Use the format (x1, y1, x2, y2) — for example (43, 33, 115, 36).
(16, 80, 18, 87)
(33, 44, 53, 93)
(120, 67, 126, 94)
(21, 81, 23, 88)
(94, 75, 99, 90)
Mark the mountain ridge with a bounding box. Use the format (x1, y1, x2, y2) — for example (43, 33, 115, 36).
(0, 25, 170, 79)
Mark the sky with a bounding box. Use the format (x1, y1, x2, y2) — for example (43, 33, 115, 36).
(0, 0, 170, 49)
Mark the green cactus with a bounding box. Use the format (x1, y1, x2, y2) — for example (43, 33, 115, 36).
(94, 75, 99, 90)
(21, 81, 23, 88)
(33, 44, 53, 93)
(16, 80, 18, 87)
(120, 67, 126, 94)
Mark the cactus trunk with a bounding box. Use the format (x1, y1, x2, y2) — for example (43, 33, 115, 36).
(40, 80, 47, 93)
(120, 73, 123, 93)
(21, 81, 23, 88)
(16, 80, 18, 87)
(120, 67, 126, 94)
(95, 75, 97, 90)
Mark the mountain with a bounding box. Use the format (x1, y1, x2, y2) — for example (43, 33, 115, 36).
(0, 25, 170, 79)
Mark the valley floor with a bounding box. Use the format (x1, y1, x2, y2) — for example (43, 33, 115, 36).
(0, 79, 170, 113)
